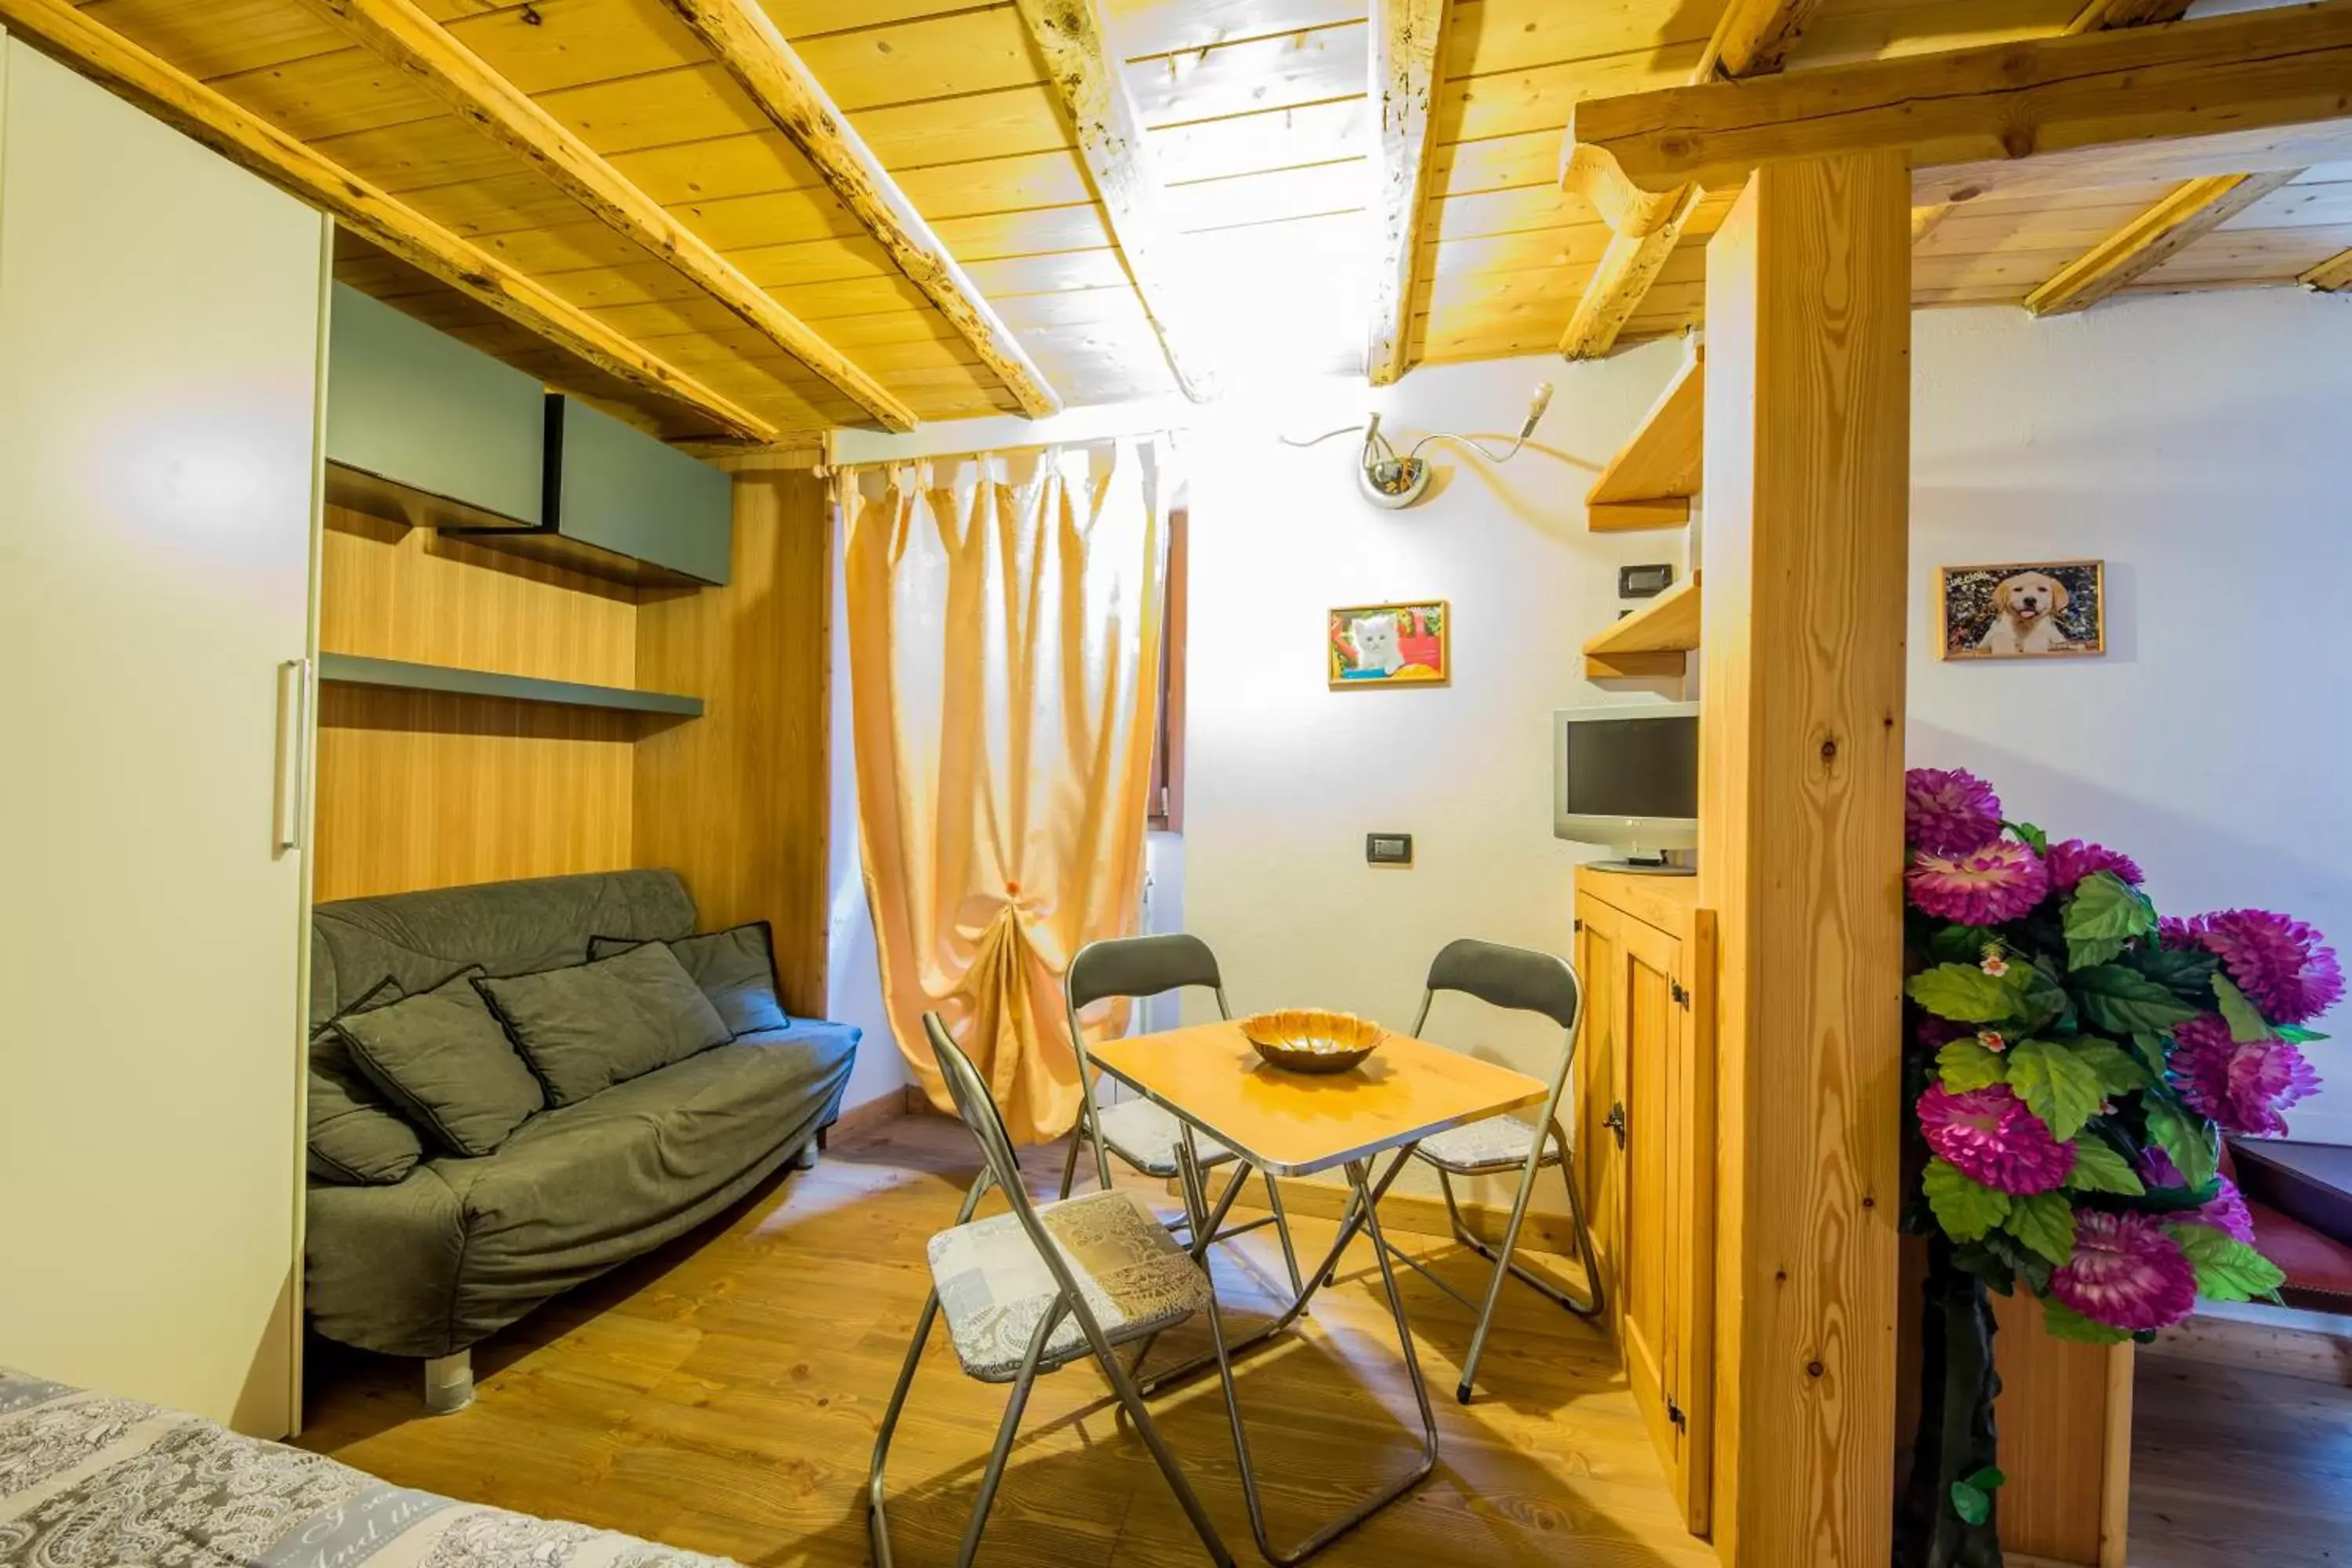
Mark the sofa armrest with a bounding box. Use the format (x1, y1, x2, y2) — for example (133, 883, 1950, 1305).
(306, 1165, 469, 1359)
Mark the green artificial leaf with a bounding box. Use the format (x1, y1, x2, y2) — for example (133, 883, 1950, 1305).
(2008, 821, 2049, 853)
(2130, 1030, 2175, 1079)
(2005, 1040, 2107, 1140)
(1908, 964, 2020, 1025)
(1923, 1158, 2013, 1243)
(2172, 1224, 2288, 1303)
(1977, 1227, 2053, 1295)
(2068, 934, 2129, 971)
(1950, 1240, 2018, 1294)
(2006, 1190, 2078, 1266)
(1950, 1480, 1991, 1527)
(2042, 1298, 2131, 1345)
(2068, 1038, 2151, 1096)
(1963, 1466, 2006, 1494)
(2212, 975, 2274, 1044)
(1926, 924, 2004, 967)
(2147, 1101, 2220, 1189)
(2134, 943, 2220, 1002)
(2066, 870, 2158, 944)
(1936, 1040, 2010, 1092)
(2074, 965, 2202, 1035)
(2014, 960, 2074, 1035)
(2066, 1141, 2147, 1196)
(2277, 1024, 2332, 1044)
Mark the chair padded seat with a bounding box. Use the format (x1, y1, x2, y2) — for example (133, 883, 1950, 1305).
(1093, 1098, 1236, 1178)
(927, 1190, 1212, 1383)
(1415, 1115, 1560, 1174)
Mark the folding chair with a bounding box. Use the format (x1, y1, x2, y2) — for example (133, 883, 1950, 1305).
(867, 1011, 1236, 1568)
(1349, 938, 1603, 1403)
(1059, 934, 1302, 1296)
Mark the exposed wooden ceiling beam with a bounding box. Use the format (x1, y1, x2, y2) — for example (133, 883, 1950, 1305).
(655, 0, 1059, 420)
(1568, 3, 2352, 205)
(0, 0, 777, 443)
(2305, 248, 2352, 290)
(2067, 0, 2192, 31)
(1366, 0, 1448, 386)
(1557, 0, 1818, 361)
(1699, 0, 1831, 78)
(2025, 169, 2302, 316)
(1014, 0, 1221, 402)
(299, 0, 914, 431)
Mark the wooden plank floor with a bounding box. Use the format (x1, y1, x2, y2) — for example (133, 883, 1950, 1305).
(2131, 1351, 2352, 1567)
(299, 1116, 1717, 1568)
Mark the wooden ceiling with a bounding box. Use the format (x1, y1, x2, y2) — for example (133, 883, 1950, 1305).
(24, 0, 2352, 445)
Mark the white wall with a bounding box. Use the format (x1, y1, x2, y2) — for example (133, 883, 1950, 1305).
(1909, 292, 2352, 1145)
(1181, 347, 1697, 1208)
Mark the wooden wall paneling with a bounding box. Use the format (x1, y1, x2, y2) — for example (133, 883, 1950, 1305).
(1697, 151, 1911, 1568)
(1987, 1291, 2135, 1566)
(634, 468, 832, 1016)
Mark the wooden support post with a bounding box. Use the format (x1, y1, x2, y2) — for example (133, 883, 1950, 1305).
(1697, 150, 1910, 1568)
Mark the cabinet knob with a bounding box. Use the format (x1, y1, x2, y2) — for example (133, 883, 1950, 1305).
(1603, 1102, 1627, 1149)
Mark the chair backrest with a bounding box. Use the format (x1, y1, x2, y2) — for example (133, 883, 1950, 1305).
(923, 1011, 1033, 1210)
(1066, 933, 1229, 1014)
(1413, 938, 1584, 1113)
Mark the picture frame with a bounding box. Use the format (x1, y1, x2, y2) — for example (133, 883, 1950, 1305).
(1328, 600, 1449, 688)
(1936, 560, 2106, 661)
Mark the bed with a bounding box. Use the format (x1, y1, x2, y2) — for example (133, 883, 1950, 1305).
(0, 1366, 735, 1568)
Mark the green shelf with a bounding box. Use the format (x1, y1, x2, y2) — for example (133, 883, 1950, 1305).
(318, 653, 703, 717)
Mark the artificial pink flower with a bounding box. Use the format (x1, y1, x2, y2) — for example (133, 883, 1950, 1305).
(2051, 1211, 2198, 1332)
(2045, 839, 2145, 893)
(2178, 909, 2344, 1025)
(2158, 915, 2198, 949)
(1907, 767, 2005, 857)
(2169, 1013, 2322, 1138)
(1907, 840, 2052, 927)
(2140, 1148, 2259, 1246)
(1916, 1083, 2075, 1195)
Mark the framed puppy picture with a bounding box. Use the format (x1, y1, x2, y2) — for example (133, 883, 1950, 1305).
(1329, 600, 1449, 687)
(1938, 560, 2106, 661)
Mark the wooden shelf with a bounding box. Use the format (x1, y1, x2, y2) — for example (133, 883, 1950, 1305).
(318, 652, 704, 717)
(1587, 344, 1704, 532)
(1584, 572, 1700, 678)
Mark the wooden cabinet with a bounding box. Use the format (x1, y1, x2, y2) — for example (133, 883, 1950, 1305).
(1575, 869, 1717, 1535)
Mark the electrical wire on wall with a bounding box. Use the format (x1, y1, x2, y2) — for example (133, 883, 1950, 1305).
(1281, 381, 1554, 508)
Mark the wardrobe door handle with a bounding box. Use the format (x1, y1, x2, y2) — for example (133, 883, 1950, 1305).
(274, 658, 311, 855)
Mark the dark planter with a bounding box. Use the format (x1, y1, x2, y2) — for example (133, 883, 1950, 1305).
(1896, 1237, 2005, 1568)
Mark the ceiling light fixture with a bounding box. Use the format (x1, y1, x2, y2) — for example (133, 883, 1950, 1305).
(1283, 381, 1555, 510)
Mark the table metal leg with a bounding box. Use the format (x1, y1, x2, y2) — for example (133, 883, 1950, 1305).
(1178, 1131, 1439, 1564)
(1138, 1143, 1416, 1399)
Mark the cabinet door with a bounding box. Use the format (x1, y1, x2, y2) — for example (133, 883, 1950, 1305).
(1617, 913, 1682, 1504)
(0, 44, 325, 1435)
(1572, 895, 1625, 1306)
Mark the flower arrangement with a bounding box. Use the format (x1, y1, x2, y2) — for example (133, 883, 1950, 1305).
(1895, 766, 2334, 1568)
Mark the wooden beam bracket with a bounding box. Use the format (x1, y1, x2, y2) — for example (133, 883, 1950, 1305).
(1367, 0, 1449, 386)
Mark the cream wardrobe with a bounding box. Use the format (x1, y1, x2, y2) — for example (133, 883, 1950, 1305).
(0, 37, 327, 1435)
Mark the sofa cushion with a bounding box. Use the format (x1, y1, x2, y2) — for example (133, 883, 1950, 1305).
(310, 870, 696, 1031)
(476, 942, 731, 1107)
(338, 967, 545, 1157)
(307, 975, 426, 1185)
(590, 922, 789, 1037)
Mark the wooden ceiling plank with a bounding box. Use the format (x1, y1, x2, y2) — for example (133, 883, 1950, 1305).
(1557, 0, 1814, 362)
(1367, 0, 1448, 385)
(655, 0, 1060, 417)
(1567, 3, 2352, 202)
(1015, 0, 1222, 400)
(299, 0, 917, 429)
(2, 0, 775, 441)
(2023, 168, 2303, 316)
(2304, 246, 2352, 290)
(2065, 0, 2191, 31)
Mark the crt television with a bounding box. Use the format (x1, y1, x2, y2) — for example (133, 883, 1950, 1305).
(1552, 702, 1700, 871)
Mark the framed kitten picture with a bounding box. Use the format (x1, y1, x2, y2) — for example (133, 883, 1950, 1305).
(1329, 600, 1449, 688)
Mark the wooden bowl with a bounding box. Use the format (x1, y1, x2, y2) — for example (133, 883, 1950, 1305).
(1239, 1009, 1384, 1075)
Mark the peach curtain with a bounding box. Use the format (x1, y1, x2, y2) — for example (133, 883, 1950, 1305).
(844, 440, 1170, 1144)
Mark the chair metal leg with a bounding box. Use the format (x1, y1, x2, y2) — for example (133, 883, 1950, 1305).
(1450, 1122, 1601, 1403)
(866, 1289, 939, 1568)
(1181, 1134, 1437, 1565)
(951, 1304, 1062, 1568)
(1058, 1126, 1085, 1200)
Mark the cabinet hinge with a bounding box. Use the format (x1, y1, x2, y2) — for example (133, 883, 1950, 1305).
(1572, 916, 1583, 933)
(1603, 1101, 1626, 1149)
(1669, 978, 1690, 1008)
(1668, 1398, 1686, 1432)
